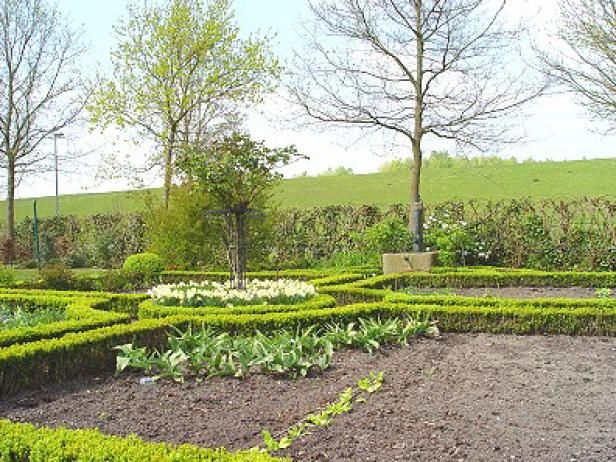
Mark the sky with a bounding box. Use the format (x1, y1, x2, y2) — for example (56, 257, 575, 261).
(15, 0, 616, 199)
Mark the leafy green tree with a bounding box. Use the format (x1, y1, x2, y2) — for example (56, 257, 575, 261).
(179, 133, 304, 288)
(146, 183, 274, 270)
(89, 0, 281, 207)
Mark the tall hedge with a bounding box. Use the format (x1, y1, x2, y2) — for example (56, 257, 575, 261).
(3, 198, 615, 271)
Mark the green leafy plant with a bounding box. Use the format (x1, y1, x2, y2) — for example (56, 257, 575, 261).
(115, 318, 434, 382)
(114, 344, 153, 375)
(595, 287, 613, 299)
(357, 371, 384, 394)
(0, 266, 17, 287)
(260, 386, 353, 453)
(0, 306, 65, 330)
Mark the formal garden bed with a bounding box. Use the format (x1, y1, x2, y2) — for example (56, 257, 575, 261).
(2, 334, 614, 461)
(0, 268, 614, 460)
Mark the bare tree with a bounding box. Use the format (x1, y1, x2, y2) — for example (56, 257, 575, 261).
(290, 0, 548, 250)
(544, 0, 615, 128)
(0, 0, 88, 252)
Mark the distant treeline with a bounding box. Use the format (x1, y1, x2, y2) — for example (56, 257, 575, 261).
(378, 151, 527, 172)
(298, 151, 554, 178)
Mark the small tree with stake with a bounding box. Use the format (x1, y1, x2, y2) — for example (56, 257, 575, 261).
(179, 133, 304, 289)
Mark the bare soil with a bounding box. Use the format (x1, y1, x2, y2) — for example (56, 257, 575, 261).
(1, 334, 615, 461)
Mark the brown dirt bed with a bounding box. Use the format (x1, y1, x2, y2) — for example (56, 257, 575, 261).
(1, 334, 615, 461)
(409, 286, 614, 299)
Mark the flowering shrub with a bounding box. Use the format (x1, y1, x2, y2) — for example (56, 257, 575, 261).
(423, 213, 490, 266)
(150, 279, 317, 307)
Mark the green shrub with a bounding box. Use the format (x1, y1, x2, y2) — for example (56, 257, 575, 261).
(359, 217, 413, 255)
(96, 269, 133, 292)
(321, 251, 378, 268)
(0, 266, 16, 287)
(1, 293, 615, 396)
(123, 253, 164, 280)
(39, 264, 76, 290)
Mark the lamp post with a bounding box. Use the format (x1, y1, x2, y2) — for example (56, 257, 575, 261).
(53, 133, 64, 217)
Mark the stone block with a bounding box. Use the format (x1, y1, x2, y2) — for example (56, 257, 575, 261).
(382, 252, 438, 274)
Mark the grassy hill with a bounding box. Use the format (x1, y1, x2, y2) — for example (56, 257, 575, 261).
(5, 158, 616, 221)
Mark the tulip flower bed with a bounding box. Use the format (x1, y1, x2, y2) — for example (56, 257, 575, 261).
(149, 279, 318, 307)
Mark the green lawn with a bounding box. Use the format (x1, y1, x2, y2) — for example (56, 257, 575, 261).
(5, 158, 616, 221)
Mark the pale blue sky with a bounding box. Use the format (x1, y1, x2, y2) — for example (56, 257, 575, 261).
(18, 0, 616, 198)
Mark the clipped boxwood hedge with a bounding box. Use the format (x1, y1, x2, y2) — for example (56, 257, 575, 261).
(1, 268, 615, 396)
(0, 295, 131, 348)
(310, 273, 367, 287)
(138, 294, 337, 319)
(353, 269, 616, 289)
(0, 288, 149, 317)
(385, 292, 616, 310)
(0, 419, 286, 462)
(2, 296, 615, 396)
(0, 316, 192, 395)
(318, 285, 390, 304)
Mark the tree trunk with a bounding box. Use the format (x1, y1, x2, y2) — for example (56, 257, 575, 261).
(162, 144, 173, 209)
(236, 212, 247, 290)
(228, 212, 247, 290)
(409, 0, 425, 252)
(5, 160, 16, 262)
(409, 140, 424, 252)
(162, 127, 177, 209)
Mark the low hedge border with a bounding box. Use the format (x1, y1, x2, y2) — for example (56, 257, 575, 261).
(0, 288, 149, 317)
(318, 285, 390, 304)
(0, 316, 193, 395)
(0, 419, 286, 462)
(310, 273, 367, 287)
(0, 295, 131, 348)
(352, 269, 616, 289)
(138, 294, 337, 319)
(2, 296, 614, 396)
(385, 292, 616, 310)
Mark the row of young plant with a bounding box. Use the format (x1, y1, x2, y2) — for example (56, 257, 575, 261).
(115, 318, 436, 381)
(3, 198, 614, 271)
(260, 371, 384, 453)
